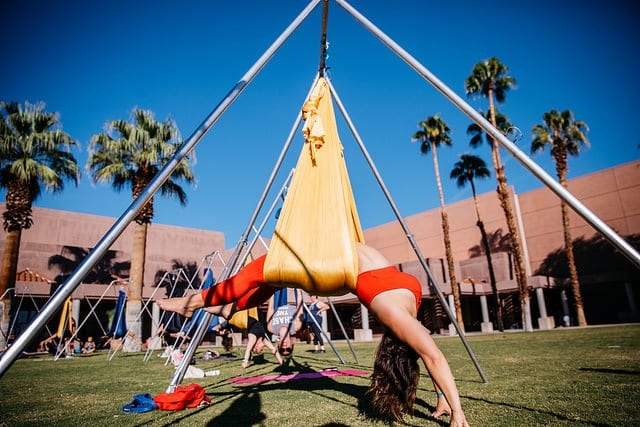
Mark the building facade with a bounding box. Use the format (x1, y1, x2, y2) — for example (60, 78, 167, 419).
(1, 160, 638, 348)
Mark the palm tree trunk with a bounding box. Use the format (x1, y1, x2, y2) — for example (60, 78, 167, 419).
(487, 92, 532, 331)
(553, 167, 585, 329)
(126, 222, 148, 347)
(441, 210, 464, 331)
(432, 144, 464, 331)
(555, 155, 586, 326)
(561, 201, 586, 326)
(470, 181, 504, 332)
(477, 219, 504, 331)
(495, 168, 531, 331)
(0, 228, 21, 349)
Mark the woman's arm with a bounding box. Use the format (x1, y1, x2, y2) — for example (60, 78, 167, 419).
(369, 291, 468, 426)
(317, 299, 330, 314)
(266, 295, 275, 334)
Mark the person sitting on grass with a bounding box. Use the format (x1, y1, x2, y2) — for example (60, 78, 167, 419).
(157, 243, 469, 426)
(82, 337, 96, 354)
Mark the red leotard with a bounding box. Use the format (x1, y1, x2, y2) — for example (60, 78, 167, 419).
(200, 255, 278, 310)
(200, 256, 422, 312)
(355, 266, 422, 311)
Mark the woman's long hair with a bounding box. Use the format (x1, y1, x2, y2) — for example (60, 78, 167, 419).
(366, 330, 420, 421)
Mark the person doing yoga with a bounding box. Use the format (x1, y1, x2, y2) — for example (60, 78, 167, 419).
(157, 243, 469, 426)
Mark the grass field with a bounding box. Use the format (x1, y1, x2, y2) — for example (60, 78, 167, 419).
(1, 324, 639, 426)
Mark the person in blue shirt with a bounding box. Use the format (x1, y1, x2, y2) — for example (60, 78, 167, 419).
(307, 295, 329, 353)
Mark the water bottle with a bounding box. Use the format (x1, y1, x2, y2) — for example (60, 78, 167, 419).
(206, 369, 220, 376)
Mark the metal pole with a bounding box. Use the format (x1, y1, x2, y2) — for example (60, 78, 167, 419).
(0, 0, 321, 378)
(169, 76, 321, 390)
(168, 170, 298, 390)
(318, 0, 330, 76)
(335, 0, 640, 271)
(327, 77, 488, 383)
(301, 302, 345, 364)
(326, 297, 359, 364)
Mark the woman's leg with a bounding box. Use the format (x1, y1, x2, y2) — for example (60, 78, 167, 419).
(201, 255, 268, 307)
(203, 302, 236, 319)
(157, 255, 271, 317)
(242, 333, 258, 369)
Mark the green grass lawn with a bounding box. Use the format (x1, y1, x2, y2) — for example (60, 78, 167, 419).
(1, 324, 639, 426)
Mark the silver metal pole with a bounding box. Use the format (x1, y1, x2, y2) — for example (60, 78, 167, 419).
(169, 75, 320, 390)
(301, 301, 345, 364)
(52, 280, 122, 361)
(168, 169, 297, 390)
(0, 0, 321, 378)
(326, 297, 359, 364)
(335, 0, 640, 270)
(327, 77, 488, 383)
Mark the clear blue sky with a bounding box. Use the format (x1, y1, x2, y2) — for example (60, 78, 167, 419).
(3, 0, 639, 250)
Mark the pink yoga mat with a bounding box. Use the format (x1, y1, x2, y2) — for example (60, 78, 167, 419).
(229, 369, 369, 384)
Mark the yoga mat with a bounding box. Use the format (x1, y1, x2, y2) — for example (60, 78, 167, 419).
(229, 369, 369, 384)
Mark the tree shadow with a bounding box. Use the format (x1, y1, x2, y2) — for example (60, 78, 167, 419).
(47, 245, 129, 286)
(468, 228, 513, 257)
(535, 233, 640, 279)
(154, 258, 201, 296)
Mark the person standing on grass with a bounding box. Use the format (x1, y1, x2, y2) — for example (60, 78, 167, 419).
(307, 295, 329, 353)
(158, 243, 469, 426)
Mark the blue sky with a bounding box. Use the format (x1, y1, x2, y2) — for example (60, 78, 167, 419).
(3, 0, 639, 250)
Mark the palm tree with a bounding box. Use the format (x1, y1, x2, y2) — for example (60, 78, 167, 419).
(0, 101, 80, 348)
(412, 115, 464, 331)
(467, 112, 521, 275)
(465, 57, 533, 331)
(450, 153, 504, 331)
(532, 109, 589, 326)
(87, 108, 195, 342)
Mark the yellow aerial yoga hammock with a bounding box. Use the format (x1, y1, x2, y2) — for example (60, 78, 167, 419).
(55, 297, 74, 338)
(263, 77, 364, 296)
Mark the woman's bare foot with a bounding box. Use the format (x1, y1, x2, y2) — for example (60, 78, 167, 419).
(156, 294, 203, 318)
(220, 302, 235, 319)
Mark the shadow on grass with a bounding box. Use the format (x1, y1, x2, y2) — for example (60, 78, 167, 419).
(189, 357, 449, 426)
(463, 395, 615, 427)
(141, 356, 449, 426)
(579, 367, 640, 375)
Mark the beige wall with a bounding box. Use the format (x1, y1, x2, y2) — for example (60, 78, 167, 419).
(364, 160, 640, 277)
(0, 206, 225, 289)
(363, 186, 516, 266)
(2, 160, 638, 294)
(519, 161, 640, 271)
